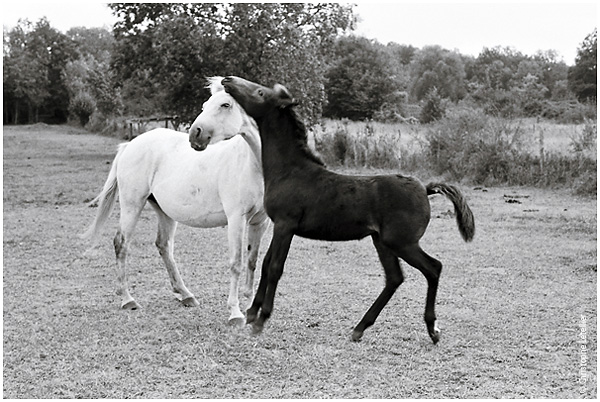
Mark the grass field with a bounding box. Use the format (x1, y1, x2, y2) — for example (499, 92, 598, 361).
(3, 124, 597, 398)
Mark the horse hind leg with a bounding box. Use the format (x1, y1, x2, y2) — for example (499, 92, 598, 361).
(396, 244, 443, 344)
(352, 234, 404, 342)
(114, 203, 145, 310)
(151, 201, 199, 308)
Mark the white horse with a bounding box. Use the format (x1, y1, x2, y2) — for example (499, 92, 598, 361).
(82, 78, 268, 324)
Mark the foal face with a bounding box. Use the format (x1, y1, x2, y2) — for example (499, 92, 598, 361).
(189, 91, 245, 151)
(221, 76, 297, 119)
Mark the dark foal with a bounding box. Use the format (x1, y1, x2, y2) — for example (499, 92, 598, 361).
(220, 76, 475, 343)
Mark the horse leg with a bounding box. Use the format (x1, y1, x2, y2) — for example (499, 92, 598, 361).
(243, 219, 269, 301)
(352, 234, 404, 342)
(396, 244, 443, 344)
(150, 202, 199, 307)
(114, 202, 144, 310)
(252, 225, 294, 334)
(225, 214, 246, 326)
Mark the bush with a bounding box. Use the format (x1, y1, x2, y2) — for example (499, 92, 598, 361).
(420, 87, 445, 123)
(425, 108, 597, 189)
(69, 92, 96, 126)
(315, 120, 402, 169)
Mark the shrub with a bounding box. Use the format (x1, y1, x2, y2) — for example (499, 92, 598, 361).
(420, 87, 445, 123)
(425, 108, 597, 190)
(69, 91, 96, 126)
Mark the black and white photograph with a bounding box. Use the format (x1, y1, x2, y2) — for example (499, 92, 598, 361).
(3, 1, 597, 398)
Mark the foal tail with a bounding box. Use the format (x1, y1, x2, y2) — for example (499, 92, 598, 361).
(81, 143, 127, 243)
(426, 183, 475, 242)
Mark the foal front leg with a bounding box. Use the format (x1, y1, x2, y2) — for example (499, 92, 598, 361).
(250, 225, 294, 334)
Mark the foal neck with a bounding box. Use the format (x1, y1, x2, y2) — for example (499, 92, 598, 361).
(258, 108, 325, 176)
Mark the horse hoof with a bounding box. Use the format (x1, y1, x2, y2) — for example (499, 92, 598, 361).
(251, 322, 264, 335)
(351, 330, 363, 342)
(246, 312, 257, 324)
(429, 327, 441, 344)
(228, 316, 245, 327)
(181, 296, 199, 307)
(121, 300, 141, 310)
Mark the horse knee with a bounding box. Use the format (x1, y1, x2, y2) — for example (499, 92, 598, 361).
(114, 231, 126, 258)
(155, 235, 169, 256)
(387, 273, 404, 289)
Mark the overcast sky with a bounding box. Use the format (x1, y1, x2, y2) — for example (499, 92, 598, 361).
(3, 1, 597, 65)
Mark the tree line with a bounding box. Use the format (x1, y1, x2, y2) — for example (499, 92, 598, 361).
(3, 4, 596, 129)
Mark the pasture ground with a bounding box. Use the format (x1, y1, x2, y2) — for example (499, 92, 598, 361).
(3, 124, 597, 398)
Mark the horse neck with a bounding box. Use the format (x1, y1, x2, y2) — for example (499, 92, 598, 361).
(238, 114, 262, 171)
(257, 108, 323, 181)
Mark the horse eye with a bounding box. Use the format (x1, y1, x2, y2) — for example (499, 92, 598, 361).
(257, 89, 263, 97)
(221, 103, 231, 108)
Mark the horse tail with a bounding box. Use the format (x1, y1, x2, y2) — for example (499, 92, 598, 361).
(81, 143, 127, 243)
(426, 183, 475, 242)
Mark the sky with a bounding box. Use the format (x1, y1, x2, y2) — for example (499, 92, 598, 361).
(2, 1, 598, 65)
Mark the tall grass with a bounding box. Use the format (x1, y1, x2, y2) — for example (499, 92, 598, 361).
(314, 111, 596, 195)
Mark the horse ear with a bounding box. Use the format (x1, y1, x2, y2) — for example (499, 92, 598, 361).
(274, 84, 298, 108)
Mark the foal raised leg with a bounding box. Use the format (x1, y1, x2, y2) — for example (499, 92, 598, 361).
(150, 202, 199, 307)
(352, 234, 404, 342)
(397, 244, 443, 344)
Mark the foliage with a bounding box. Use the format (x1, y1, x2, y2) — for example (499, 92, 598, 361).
(420, 87, 445, 123)
(69, 91, 96, 126)
(410, 45, 467, 102)
(424, 108, 596, 188)
(323, 36, 397, 120)
(568, 28, 597, 103)
(3, 18, 77, 123)
(108, 3, 355, 125)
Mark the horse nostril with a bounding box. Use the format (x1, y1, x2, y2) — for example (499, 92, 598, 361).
(196, 127, 202, 137)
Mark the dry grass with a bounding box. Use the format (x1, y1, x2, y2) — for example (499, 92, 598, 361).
(3, 124, 597, 398)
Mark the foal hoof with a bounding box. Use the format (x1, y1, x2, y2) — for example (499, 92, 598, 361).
(351, 330, 363, 342)
(121, 300, 141, 310)
(250, 321, 264, 335)
(429, 327, 441, 344)
(181, 296, 199, 307)
(228, 316, 245, 327)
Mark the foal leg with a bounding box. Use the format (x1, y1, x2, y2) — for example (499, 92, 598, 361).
(352, 234, 404, 342)
(243, 219, 269, 300)
(397, 244, 443, 344)
(252, 225, 294, 334)
(150, 203, 198, 307)
(246, 245, 272, 326)
(226, 214, 246, 325)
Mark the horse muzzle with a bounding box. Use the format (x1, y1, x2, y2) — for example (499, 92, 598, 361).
(189, 125, 212, 152)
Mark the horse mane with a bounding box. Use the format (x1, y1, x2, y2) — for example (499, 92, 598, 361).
(280, 107, 326, 167)
(205, 76, 225, 95)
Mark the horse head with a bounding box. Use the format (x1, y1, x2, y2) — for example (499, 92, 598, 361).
(189, 77, 248, 151)
(221, 76, 298, 120)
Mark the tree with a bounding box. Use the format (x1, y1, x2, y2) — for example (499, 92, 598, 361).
(324, 36, 396, 120)
(409, 45, 466, 102)
(108, 3, 355, 125)
(568, 28, 597, 102)
(4, 18, 78, 124)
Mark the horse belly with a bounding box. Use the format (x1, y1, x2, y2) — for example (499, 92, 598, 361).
(152, 187, 228, 228)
